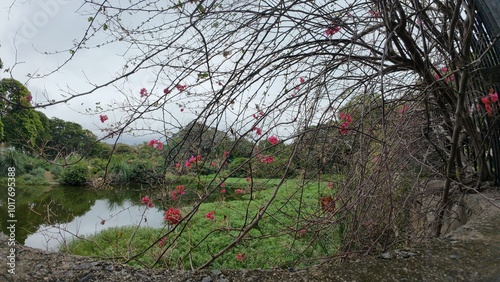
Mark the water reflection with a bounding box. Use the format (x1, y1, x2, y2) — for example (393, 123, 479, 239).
(0, 186, 165, 251)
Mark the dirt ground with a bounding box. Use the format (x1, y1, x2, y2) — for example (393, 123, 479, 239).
(1, 190, 499, 281)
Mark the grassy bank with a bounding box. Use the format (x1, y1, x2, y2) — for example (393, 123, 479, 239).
(62, 177, 341, 269)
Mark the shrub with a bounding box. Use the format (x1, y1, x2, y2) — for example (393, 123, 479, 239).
(60, 163, 90, 186)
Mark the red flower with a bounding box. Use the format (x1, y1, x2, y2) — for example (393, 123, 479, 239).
(485, 103, 493, 116)
(246, 177, 251, 182)
(141, 196, 154, 207)
(481, 96, 490, 105)
(158, 237, 167, 247)
(100, 219, 106, 225)
(253, 127, 262, 135)
(235, 189, 244, 194)
(175, 163, 181, 169)
(99, 115, 108, 123)
(261, 155, 274, 164)
(188, 155, 197, 163)
(26, 94, 33, 102)
(326, 25, 341, 36)
(140, 88, 148, 97)
(223, 151, 230, 158)
(164, 208, 182, 225)
(299, 77, 305, 83)
(267, 135, 279, 145)
(148, 139, 163, 150)
(489, 88, 498, 103)
(221, 189, 226, 194)
(176, 84, 187, 92)
(185, 161, 192, 169)
(236, 253, 246, 261)
(339, 112, 352, 123)
(205, 211, 215, 221)
(339, 122, 349, 135)
(176, 185, 186, 195)
(211, 161, 216, 167)
(163, 88, 171, 94)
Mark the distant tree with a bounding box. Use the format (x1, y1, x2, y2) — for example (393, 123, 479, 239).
(44, 117, 97, 159)
(0, 78, 44, 151)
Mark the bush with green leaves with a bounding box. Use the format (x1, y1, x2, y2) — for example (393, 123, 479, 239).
(60, 162, 90, 186)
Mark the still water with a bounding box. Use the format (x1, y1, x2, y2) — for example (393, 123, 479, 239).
(0, 185, 166, 251)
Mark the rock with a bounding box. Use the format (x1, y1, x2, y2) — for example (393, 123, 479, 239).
(201, 276, 213, 282)
(380, 252, 392, 259)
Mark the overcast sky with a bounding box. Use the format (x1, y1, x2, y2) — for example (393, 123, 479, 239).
(0, 0, 177, 144)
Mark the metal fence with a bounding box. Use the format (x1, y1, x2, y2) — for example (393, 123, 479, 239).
(471, 0, 500, 185)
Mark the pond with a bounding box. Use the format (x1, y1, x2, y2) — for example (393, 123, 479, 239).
(0, 185, 167, 251)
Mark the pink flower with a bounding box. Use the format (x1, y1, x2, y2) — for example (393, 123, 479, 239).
(175, 185, 186, 195)
(26, 94, 33, 102)
(489, 88, 498, 103)
(223, 151, 230, 158)
(326, 25, 341, 36)
(339, 112, 352, 123)
(253, 127, 262, 135)
(246, 177, 251, 182)
(140, 88, 148, 97)
(188, 155, 197, 163)
(236, 253, 246, 261)
(235, 189, 244, 194)
(175, 163, 181, 169)
(171, 191, 178, 201)
(158, 237, 167, 247)
(141, 196, 154, 207)
(164, 208, 182, 225)
(221, 182, 226, 188)
(176, 84, 187, 92)
(185, 161, 192, 169)
(148, 139, 163, 150)
(267, 135, 279, 145)
(221, 189, 226, 194)
(253, 114, 258, 119)
(481, 96, 491, 105)
(261, 155, 274, 164)
(99, 115, 108, 123)
(299, 77, 305, 83)
(205, 211, 215, 221)
(211, 161, 216, 167)
(339, 122, 349, 135)
(485, 103, 493, 116)
(369, 10, 381, 18)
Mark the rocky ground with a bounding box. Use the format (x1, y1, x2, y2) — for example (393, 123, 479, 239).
(1, 190, 499, 282)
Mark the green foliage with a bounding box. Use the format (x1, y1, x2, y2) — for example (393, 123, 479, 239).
(64, 177, 339, 269)
(109, 158, 132, 183)
(0, 79, 45, 150)
(227, 157, 249, 177)
(130, 161, 163, 184)
(60, 162, 90, 186)
(0, 149, 27, 174)
(45, 117, 97, 158)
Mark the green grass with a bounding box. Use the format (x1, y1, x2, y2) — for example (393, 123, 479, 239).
(63, 176, 341, 270)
